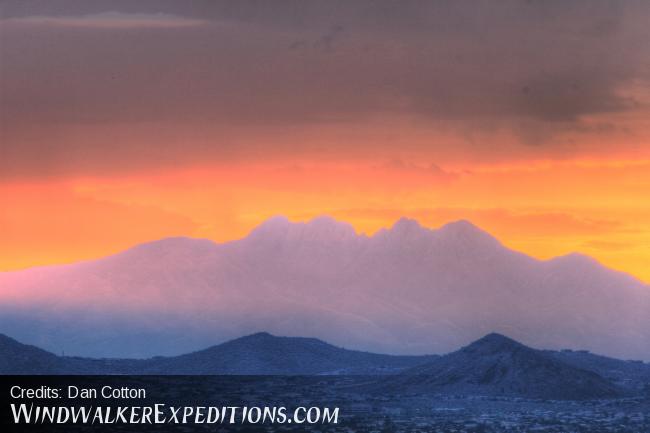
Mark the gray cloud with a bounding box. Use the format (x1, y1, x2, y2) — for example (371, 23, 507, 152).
(4, 12, 207, 28)
(1, 0, 649, 178)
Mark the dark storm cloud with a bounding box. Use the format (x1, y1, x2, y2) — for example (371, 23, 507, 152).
(1, 0, 649, 178)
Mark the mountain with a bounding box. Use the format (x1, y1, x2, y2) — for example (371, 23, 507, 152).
(0, 332, 435, 375)
(546, 349, 650, 393)
(3, 331, 636, 401)
(377, 333, 624, 400)
(0, 333, 65, 374)
(1, 216, 649, 359)
(139, 332, 438, 374)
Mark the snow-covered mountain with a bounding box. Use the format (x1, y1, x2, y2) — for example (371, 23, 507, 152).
(1, 216, 648, 359)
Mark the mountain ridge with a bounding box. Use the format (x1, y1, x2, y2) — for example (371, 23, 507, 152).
(0, 331, 437, 375)
(2, 330, 648, 400)
(375, 332, 632, 400)
(0, 216, 636, 279)
(1, 216, 648, 360)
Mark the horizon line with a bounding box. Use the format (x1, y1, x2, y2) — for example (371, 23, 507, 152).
(2, 214, 645, 283)
(4, 329, 647, 363)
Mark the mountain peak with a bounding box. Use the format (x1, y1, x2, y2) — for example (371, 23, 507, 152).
(251, 215, 291, 231)
(247, 215, 358, 242)
(474, 332, 519, 345)
(242, 331, 275, 340)
(392, 217, 424, 231)
(462, 333, 525, 354)
(305, 215, 358, 236)
(250, 215, 499, 246)
(375, 217, 429, 240)
(435, 219, 500, 247)
(550, 252, 600, 266)
(441, 219, 478, 230)
(385, 332, 624, 400)
(246, 216, 293, 241)
(438, 219, 488, 236)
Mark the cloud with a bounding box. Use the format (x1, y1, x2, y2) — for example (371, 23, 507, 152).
(3, 12, 207, 28)
(581, 239, 636, 251)
(1, 0, 650, 178)
(377, 159, 458, 182)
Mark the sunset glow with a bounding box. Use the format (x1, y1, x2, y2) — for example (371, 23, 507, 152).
(2, 1, 650, 282)
(3, 153, 650, 281)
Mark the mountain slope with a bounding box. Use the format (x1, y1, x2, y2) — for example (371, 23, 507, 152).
(0, 334, 64, 374)
(1, 216, 649, 359)
(546, 349, 650, 393)
(0, 332, 436, 375)
(377, 334, 624, 400)
(0, 330, 645, 400)
(141, 332, 438, 374)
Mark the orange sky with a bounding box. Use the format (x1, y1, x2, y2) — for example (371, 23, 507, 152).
(2, 154, 650, 282)
(2, 2, 650, 283)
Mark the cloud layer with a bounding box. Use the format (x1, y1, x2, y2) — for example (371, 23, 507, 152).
(4, 11, 207, 28)
(2, 0, 650, 178)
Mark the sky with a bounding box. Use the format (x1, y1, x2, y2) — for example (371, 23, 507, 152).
(1, 0, 650, 281)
